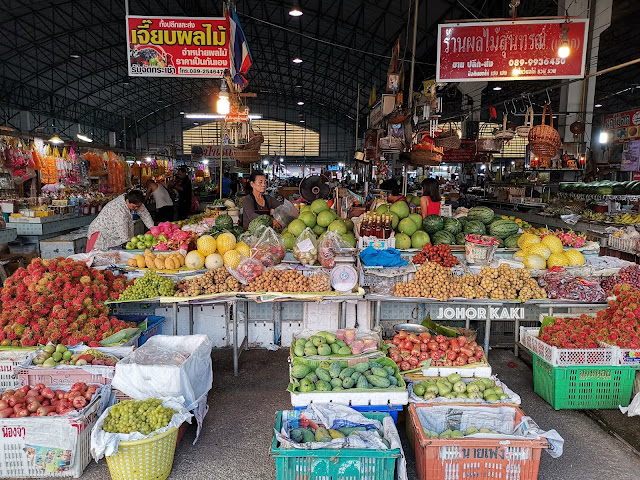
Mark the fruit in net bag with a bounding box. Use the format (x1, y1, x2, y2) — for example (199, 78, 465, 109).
(293, 228, 318, 265)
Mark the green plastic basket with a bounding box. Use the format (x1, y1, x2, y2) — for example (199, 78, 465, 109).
(533, 354, 636, 410)
(270, 411, 400, 480)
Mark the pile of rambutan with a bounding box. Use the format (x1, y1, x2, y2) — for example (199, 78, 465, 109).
(0, 258, 135, 347)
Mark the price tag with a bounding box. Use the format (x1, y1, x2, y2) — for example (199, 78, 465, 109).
(297, 238, 315, 253)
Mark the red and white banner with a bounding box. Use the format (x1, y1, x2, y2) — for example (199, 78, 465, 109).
(126, 16, 229, 78)
(604, 109, 640, 142)
(437, 19, 588, 82)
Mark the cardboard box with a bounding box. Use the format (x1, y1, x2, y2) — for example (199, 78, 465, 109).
(39, 231, 87, 259)
(0, 254, 39, 276)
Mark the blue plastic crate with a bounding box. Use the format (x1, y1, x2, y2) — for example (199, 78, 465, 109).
(113, 314, 165, 347)
(293, 404, 403, 424)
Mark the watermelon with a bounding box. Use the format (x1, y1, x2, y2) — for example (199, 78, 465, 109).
(504, 234, 521, 249)
(489, 219, 519, 238)
(443, 218, 462, 235)
(455, 232, 466, 245)
(248, 215, 273, 235)
(612, 182, 626, 195)
(467, 206, 495, 225)
(458, 216, 468, 226)
(497, 237, 505, 248)
(432, 231, 455, 245)
(464, 220, 486, 235)
(215, 214, 234, 231)
(422, 215, 444, 234)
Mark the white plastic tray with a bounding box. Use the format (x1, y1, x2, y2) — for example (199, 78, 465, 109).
(289, 389, 408, 407)
(421, 365, 492, 378)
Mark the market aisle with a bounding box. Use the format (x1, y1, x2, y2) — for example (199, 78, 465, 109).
(76, 348, 640, 480)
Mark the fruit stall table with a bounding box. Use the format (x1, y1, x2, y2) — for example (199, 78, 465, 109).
(366, 294, 607, 359)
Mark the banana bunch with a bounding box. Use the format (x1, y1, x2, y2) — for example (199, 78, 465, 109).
(614, 213, 640, 225)
(127, 249, 185, 270)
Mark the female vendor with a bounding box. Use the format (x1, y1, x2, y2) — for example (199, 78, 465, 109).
(420, 177, 441, 218)
(242, 171, 282, 229)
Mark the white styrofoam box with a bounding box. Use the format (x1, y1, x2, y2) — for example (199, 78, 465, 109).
(290, 389, 408, 407)
(193, 304, 227, 347)
(227, 319, 247, 347)
(281, 320, 304, 347)
(247, 321, 275, 347)
(304, 302, 339, 331)
(421, 365, 492, 378)
(39, 231, 88, 259)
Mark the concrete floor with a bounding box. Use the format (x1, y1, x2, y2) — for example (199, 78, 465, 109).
(75, 348, 640, 480)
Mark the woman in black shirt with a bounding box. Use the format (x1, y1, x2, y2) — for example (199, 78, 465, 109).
(242, 171, 282, 229)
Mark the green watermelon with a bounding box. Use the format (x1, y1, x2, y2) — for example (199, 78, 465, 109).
(443, 218, 462, 235)
(215, 214, 234, 230)
(504, 234, 521, 249)
(612, 182, 626, 195)
(432, 231, 455, 245)
(489, 220, 519, 238)
(455, 232, 466, 245)
(497, 237, 505, 248)
(458, 216, 468, 226)
(464, 220, 486, 235)
(467, 206, 495, 225)
(422, 215, 444, 234)
(248, 215, 273, 235)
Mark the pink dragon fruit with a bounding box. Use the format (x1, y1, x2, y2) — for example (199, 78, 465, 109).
(154, 242, 169, 251)
(150, 226, 161, 236)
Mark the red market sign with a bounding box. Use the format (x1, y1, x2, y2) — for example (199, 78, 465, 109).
(437, 19, 588, 82)
(126, 16, 229, 78)
(604, 109, 640, 142)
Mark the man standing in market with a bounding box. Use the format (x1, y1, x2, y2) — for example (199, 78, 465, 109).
(172, 166, 193, 220)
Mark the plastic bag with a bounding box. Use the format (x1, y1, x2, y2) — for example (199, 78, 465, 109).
(251, 227, 286, 267)
(273, 199, 298, 227)
(539, 270, 606, 302)
(317, 231, 350, 269)
(233, 256, 264, 284)
(293, 227, 318, 265)
(308, 270, 331, 292)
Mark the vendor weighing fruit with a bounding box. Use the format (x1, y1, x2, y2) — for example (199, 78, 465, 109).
(242, 170, 282, 229)
(87, 190, 155, 251)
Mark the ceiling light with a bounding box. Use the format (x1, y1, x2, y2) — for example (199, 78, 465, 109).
(338, 162, 344, 167)
(202, 159, 209, 165)
(295, 84, 302, 88)
(297, 101, 305, 105)
(76, 133, 93, 143)
(48, 134, 63, 144)
(179, 111, 185, 115)
(594, 103, 602, 108)
(289, 8, 303, 17)
(69, 53, 80, 59)
(292, 57, 303, 64)
(216, 80, 230, 115)
(558, 27, 571, 59)
(300, 119, 305, 123)
(599, 131, 609, 144)
(492, 86, 502, 91)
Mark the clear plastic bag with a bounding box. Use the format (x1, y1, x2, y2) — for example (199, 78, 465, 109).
(317, 231, 351, 269)
(293, 227, 318, 265)
(273, 199, 299, 227)
(539, 270, 606, 302)
(250, 226, 286, 267)
(232, 256, 264, 284)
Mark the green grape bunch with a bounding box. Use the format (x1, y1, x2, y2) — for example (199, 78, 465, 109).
(118, 271, 176, 301)
(102, 398, 177, 435)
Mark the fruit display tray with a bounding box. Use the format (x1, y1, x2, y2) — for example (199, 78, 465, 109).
(0, 349, 37, 390)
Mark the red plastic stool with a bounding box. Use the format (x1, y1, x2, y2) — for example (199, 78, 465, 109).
(86, 232, 100, 253)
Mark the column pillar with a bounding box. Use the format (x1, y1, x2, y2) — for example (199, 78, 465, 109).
(457, 82, 487, 139)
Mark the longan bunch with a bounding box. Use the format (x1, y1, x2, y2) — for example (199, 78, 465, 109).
(245, 268, 311, 293)
(309, 272, 331, 292)
(175, 267, 241, 296)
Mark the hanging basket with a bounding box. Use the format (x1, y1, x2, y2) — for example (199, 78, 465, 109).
(410, 131, 444, 166)
(528, 103, 561, 158)
(476, 122, 502, 153)
(494, 114, 515, 142)
(516, 107, 534, 138)
(233, 149, 260, 165)
(379, 136, 404, 152)
(435, 127, 461, 150)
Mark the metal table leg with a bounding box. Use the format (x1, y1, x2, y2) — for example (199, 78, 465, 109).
(339, 301, 347, 329)
(244, 300, 249, 351)
(172, 303, 178, 336)
(274, 302, 282, 345)
(483, 317, 491, 360)
(233, 300, 239, 376)
(188, 304, 193, 335)
(376, 301, 381, 328)
(514, 317, 520, 356)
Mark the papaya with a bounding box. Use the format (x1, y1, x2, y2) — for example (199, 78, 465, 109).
(315, 368, 331, 382)
(366, 375, 391, 388)
(299, 378, 315, 392)
(339, 367, 355, 380)
(371, 367, 388, 378)
(353, 362, 370, 373)
(384, 366, 396, 376)
(330, 378, 343, 388)
(387, 375, 398, 386)
(304, 372, 319, 383)
(356, 375, 370, 389)
(342, 377, 355, 388)
(315, 380, 332, 392)
(328, 362, 342, 379)
(351, 371, 362, 382)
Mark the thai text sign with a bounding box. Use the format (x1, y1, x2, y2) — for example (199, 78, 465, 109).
(604, 109, 640, 142)
(437, 19, 588, 81)
(126, 16, 229, 77)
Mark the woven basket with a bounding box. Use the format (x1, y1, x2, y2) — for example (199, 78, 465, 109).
(494, 114, 515, 142)
(528, 103, 561, 157)
(476, 137, 502, 153)
(516, 107, 534, 138)
(244, 131, 264, 150)
(410, 149, 443, 166)
(233, 149, 260, 165)
(379, 136, 404, 151)
(435, 128, 461, 150)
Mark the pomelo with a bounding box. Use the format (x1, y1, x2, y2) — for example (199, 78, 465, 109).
(328, 219, 347, 235)
(411, 231, 430, 249)
(283, 232, 295, 250)
(390, 213, 399, 229)
(398, 218, 418, 236)
(375, 204, 390, 215)
(317, 210, 335, 228)
(288, 219, 306, 238)
(395, 233, 411, 250)
(343, 218, 355, 232)
(389, 200, 410, 219)
(311, 199, 330, 214)
(312, 224, 326, 236)
(341, 232, 356, 247)
(408, 213, 422, 229)
(299, 210, 317, 228)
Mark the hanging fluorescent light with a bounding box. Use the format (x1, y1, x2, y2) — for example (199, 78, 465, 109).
(185, 113, 263, 120)
(338, 162, 344, 167)
(292, 57, 303, 64)
(48, 133, 63, 144)
(280, 157, 284, 162)
(299, 119, 305, 123)
(216, 81, 230, 115)
(69, 53, 80, 59)
(263, 159, 269, 166)
(594, 103, 602, 108)
(599, 131, 609, 144)
(297, 101, 305, 105)
(76, 133, 93, 143)
(289, 7, 303, 16)
(492, 86, 502, 91)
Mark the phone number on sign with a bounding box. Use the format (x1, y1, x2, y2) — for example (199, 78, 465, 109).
(178, 67, 226, 75)
(509, 58, 567, 67)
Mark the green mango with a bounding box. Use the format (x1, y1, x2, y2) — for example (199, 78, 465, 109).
(331, 343, 341, 354)
(332, 385, 344, 391)
(312, 336, 325, 347)
(301, 429, 315, 443)
(350, 371, 362, 382)
(315, 427, 331, 442)
(295, 338, 307, 349)
(339, 427, 366, 436)
(291, 364, 311, 379)
(387, 375, 398, 387)
(337, 346, 352, 355)
(299, 378, 315, 392)
(305, 340, 314, 349)
(342, 377, 355, 388)
(339, 367, 355, 380)
(315, 380, 331, 392)
(304, 372, 319, 383)
(413, 383, 426, 397)
(290, 428, 305, 443)
(330, 378, 343, 388)
(324, 333, 336, 344)
(384, 366, 396, 376)
(335, 340, 347, 348)
(315, 367, 331, 382)
(366, 375, 391, 388)
(371, 367, 388, 378)
(304, 345, 318, 356)
(329, 362, 342, 378)
(293, 345, 305, 357)
(317, 344, 332, 356)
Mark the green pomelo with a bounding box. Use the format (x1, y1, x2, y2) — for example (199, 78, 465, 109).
(317, 210, 335, 227)
(288, 219, 306, 237)
(389, 201, 409, 219)
(311, 199, 330, 214)
(408, 213, 423, 229)
(328, 219, 347, 235)
(395, 233, 411, 249)
(411, 231, 430, 249)
(299, 211, 317, 228)
(398, 218, 418, 236)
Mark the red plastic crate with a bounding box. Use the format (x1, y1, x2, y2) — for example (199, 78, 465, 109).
(16, 367, 114, 388)
(409, 404, 548, 480)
